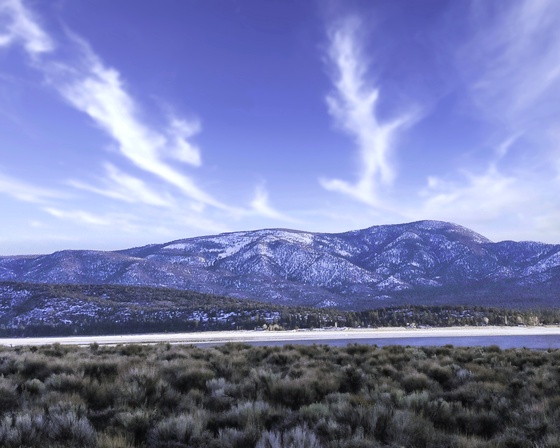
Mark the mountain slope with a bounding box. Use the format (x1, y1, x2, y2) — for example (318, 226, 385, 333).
(1, 220, 559, 309)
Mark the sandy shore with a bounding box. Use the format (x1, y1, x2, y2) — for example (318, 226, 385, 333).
(1, 325, 560, 346)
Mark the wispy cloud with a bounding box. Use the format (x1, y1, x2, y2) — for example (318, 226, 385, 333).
(165, 117, 202, 165)
(0, 0, 301, 237)
(43, 207, 117, 227)
(321, 16, 415, 206)
(68, 163, 175, 207)
(0, 170, 66, 203)
(410, 163, 560, 242)
(47, 36, 231, 210)
(1, 1, 221, 208)
(250, 184, 299, 223)
(1, 1, 281, 221)
(417, 168, 522, 222)
(409, 0, 560, 242)
(0, 0, 54, 55)
(463, 0, 560, 127)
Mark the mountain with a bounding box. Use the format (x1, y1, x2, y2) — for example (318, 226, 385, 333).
(1, 220, 559, 309)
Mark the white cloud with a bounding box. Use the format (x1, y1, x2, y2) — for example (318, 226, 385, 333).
(43, 207, 117, 227)
(0, 0, 299, 237)
(463, 0, 560, 126)
(68, 163, 175, 207)
(0, 171, 66, 203)
(174, 210, 230, 235)
(405, 0, 560, 243)
(0, 1, 236, 213)
(48, 38, 230, 209)
(166, 117, 202, 165)
(0, 0, 53, 54)
(400, 119, 560, 244)
(494, 135, 519, 161)
(321, 16, 415, 206)
(250, 184, 298, 223)
(417, 168, 522, 222)
(534, 208, 560, 241)
(408, 160, 560, 243)
(42, 202, 233, 242)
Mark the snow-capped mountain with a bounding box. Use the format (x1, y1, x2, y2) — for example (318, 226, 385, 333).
(1, 220, 559, 309)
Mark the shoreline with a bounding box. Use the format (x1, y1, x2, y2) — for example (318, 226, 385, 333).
(1, 325, 560, 346)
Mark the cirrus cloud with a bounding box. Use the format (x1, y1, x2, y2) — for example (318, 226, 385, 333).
(321, 16, 416, 206)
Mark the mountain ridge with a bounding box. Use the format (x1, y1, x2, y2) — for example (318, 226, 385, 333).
(1, 220, 559, 309)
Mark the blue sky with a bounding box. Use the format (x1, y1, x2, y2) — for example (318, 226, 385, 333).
(1, 0, 560, 254)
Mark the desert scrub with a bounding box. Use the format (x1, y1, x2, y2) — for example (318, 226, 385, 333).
(0, 377, 19, 413)
(257, 424, 322, 448)
(0, 413, 45, 447)
(0, 343, 558, 446)
(46, 410, 97, 447)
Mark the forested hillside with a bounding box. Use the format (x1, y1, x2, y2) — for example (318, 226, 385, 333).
(1, 282, 558, 337)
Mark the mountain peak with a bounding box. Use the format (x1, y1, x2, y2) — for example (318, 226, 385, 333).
(0, 221, 558, 310)
(407, 220, 491, 244)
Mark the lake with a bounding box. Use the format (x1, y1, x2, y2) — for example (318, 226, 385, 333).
(214, 335, 560, 349)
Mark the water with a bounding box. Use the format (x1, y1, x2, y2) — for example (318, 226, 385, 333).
(202, 335, 560, 349)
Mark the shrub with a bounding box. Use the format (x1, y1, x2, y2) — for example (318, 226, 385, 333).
(379, 363, 399, 379)
(170, 367, 216, 393)
(82, 380, 117, 410)
(40, 390, 88, 413)
(388, 410, 435, 448)
(425, 364, 454, 389)
(119, 366, 168, 407)
(266, 351, 293, 367)
(300, 403, 330, 424)
(45, 373, 85, 394)
(371, 404, 393, 444)
(82, 360, 119, 381)
(116, 410, 155, 445)
(248, 367, 281, 401)
(256, 424, 322, 448)
(401, 372, 431, 393)
(147, 414, 204, 447)
(0, 355, 18, 376)
(217, 426, 261, 448)
(97, 431, 135, 448)
(19, 357, 52, 381)
(454, 366, 474, 383)
(0, 340, 558, 447)
(493, 428, 532, 448)
(0, 413, 45, 447)
(455, 409, 502, 439)
(0, 378, 19, 413)
(46, 411, 97, 447)
(270, 377, 318, 410)
(207, 377, 228, 397)
(43, 342, 67, 358)
(118, 344, 145, 357)
(222, 400, 270, 429)
(339, 365, 365, 394)
(402, 390, 430, 413)
(424, 398, 455, 429)
(23, 378, 46, 396)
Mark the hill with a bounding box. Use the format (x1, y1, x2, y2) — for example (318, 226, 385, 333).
(1, 220, 559, 309)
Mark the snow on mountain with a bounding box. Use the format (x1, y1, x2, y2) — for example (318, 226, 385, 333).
(1, 220, 559, 308)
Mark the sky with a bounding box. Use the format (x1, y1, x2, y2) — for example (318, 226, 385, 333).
(1, 0, 560, 255)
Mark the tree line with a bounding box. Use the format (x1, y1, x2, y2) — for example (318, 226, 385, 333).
(0, 282, 558, 337)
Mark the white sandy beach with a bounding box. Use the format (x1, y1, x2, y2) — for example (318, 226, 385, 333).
(1, 325, 560, 346)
